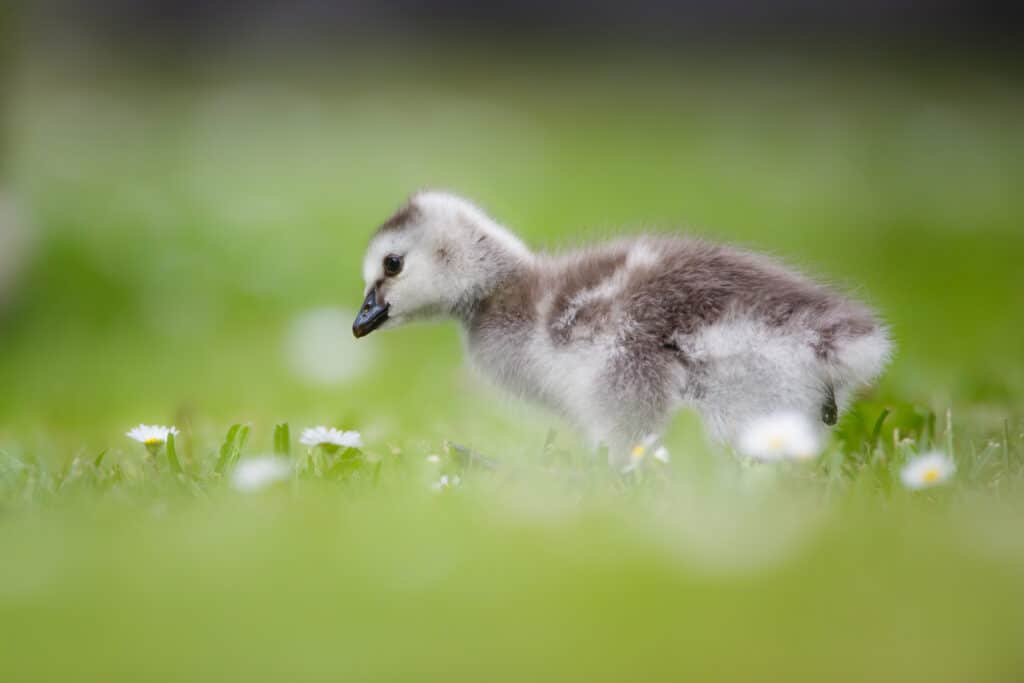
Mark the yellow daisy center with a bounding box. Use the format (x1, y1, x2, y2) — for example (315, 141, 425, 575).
(922, 468, 940, 483)
(631, 445, 646, 459)
(144, 437, 163, 445)
(767, 435, 786, 451)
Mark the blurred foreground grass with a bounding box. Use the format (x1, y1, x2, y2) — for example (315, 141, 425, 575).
(2, 409, 1024, 682)
(1, 50, 1023, 680)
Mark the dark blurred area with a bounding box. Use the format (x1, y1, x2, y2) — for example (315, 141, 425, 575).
(13, 0, 1024, 52)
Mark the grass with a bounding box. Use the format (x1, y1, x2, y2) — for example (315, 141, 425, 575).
(1, 49, 1023, 681)
(2, 409, 1023, 681)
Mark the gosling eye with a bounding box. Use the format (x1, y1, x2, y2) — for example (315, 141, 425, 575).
(383, 254, 403, 277)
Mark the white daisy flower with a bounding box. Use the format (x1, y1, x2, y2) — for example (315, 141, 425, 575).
(126, 424, 179, 449)
(630, 434, 659, 460)
(738, 412, 821, 462)
(623, 434, 667, 473)
(299, 426, 362, 450)
(425, 454, 442, 464)
(232, 456, 292, 492)
(900, 452, 955, 490)
(431, 474, 461, 492)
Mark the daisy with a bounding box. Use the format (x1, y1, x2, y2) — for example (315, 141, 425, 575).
(126, 424, 179, 455)
(738, 411, 821, 462)
(900, 452, 955, 490)
(630, 434, 658, 460)
(232, 456, 292, 493)
(431, 474, 461, 492)
(623, 434, 668, 473)
(425, 454, 442, 464)
(299, 426, 362, 450)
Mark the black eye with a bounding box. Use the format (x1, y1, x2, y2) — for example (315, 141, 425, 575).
(383, 254, 403, 277)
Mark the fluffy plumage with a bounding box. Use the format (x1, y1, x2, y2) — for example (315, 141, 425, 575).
(356, 191, 891, 461)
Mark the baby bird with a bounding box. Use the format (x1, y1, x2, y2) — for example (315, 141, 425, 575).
(353, 191, 891, 460)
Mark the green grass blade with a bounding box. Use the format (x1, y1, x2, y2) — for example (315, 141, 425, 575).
(166, 433, 183, 476)
(233, 425, 251, 468)
(945, 409, 955, 460)
(1004, 419, 1012, 474)
(870, 408, 890, 449)
(273, 423, 290, 457)
(973, 441, 1000, 480)
(215, 424, 242, 474)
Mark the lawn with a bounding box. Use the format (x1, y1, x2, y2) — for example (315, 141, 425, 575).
(1, 49, 1023, 681)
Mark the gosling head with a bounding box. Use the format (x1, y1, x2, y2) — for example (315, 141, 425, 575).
(353, 191, 532, 338)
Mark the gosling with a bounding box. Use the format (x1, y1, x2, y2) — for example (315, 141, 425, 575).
(353, 191, 891, 460)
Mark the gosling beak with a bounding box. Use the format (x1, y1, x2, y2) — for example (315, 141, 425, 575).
(353, 287, 389, 338)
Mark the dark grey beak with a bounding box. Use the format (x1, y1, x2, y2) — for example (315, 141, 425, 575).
(353, 288, 389, 338)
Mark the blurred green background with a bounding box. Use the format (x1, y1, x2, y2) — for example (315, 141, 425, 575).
(2, 3, 1024, 681)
